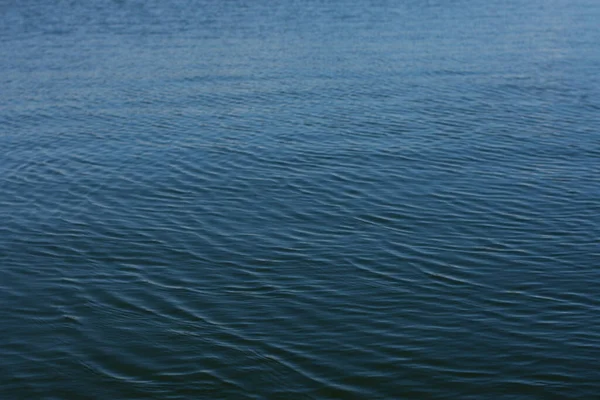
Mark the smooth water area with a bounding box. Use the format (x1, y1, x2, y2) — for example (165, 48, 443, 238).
(1, 0, 599, 398)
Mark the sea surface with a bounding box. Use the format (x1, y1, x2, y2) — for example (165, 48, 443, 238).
(1, 0, 599, 398)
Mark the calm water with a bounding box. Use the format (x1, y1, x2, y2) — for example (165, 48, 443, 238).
(1, 0, 600, 398)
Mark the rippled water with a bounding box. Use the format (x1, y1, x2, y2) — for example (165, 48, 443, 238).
(2, 0, 600, 398)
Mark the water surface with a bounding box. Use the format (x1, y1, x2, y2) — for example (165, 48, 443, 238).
(1, 0, 600, 398)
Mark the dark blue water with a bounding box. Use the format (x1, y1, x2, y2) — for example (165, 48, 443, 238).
(2, 0, 600, 398)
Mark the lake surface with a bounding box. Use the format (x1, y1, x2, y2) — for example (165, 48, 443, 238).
(1, 0, 599, 398)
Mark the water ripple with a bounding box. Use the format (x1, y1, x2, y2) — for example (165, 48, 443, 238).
(2, 0, 600, 398)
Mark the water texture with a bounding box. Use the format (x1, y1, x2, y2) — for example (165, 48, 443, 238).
(1, 0, 599, 398)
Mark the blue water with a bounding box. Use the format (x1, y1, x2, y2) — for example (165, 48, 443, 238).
(1, 0, 600, 398)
